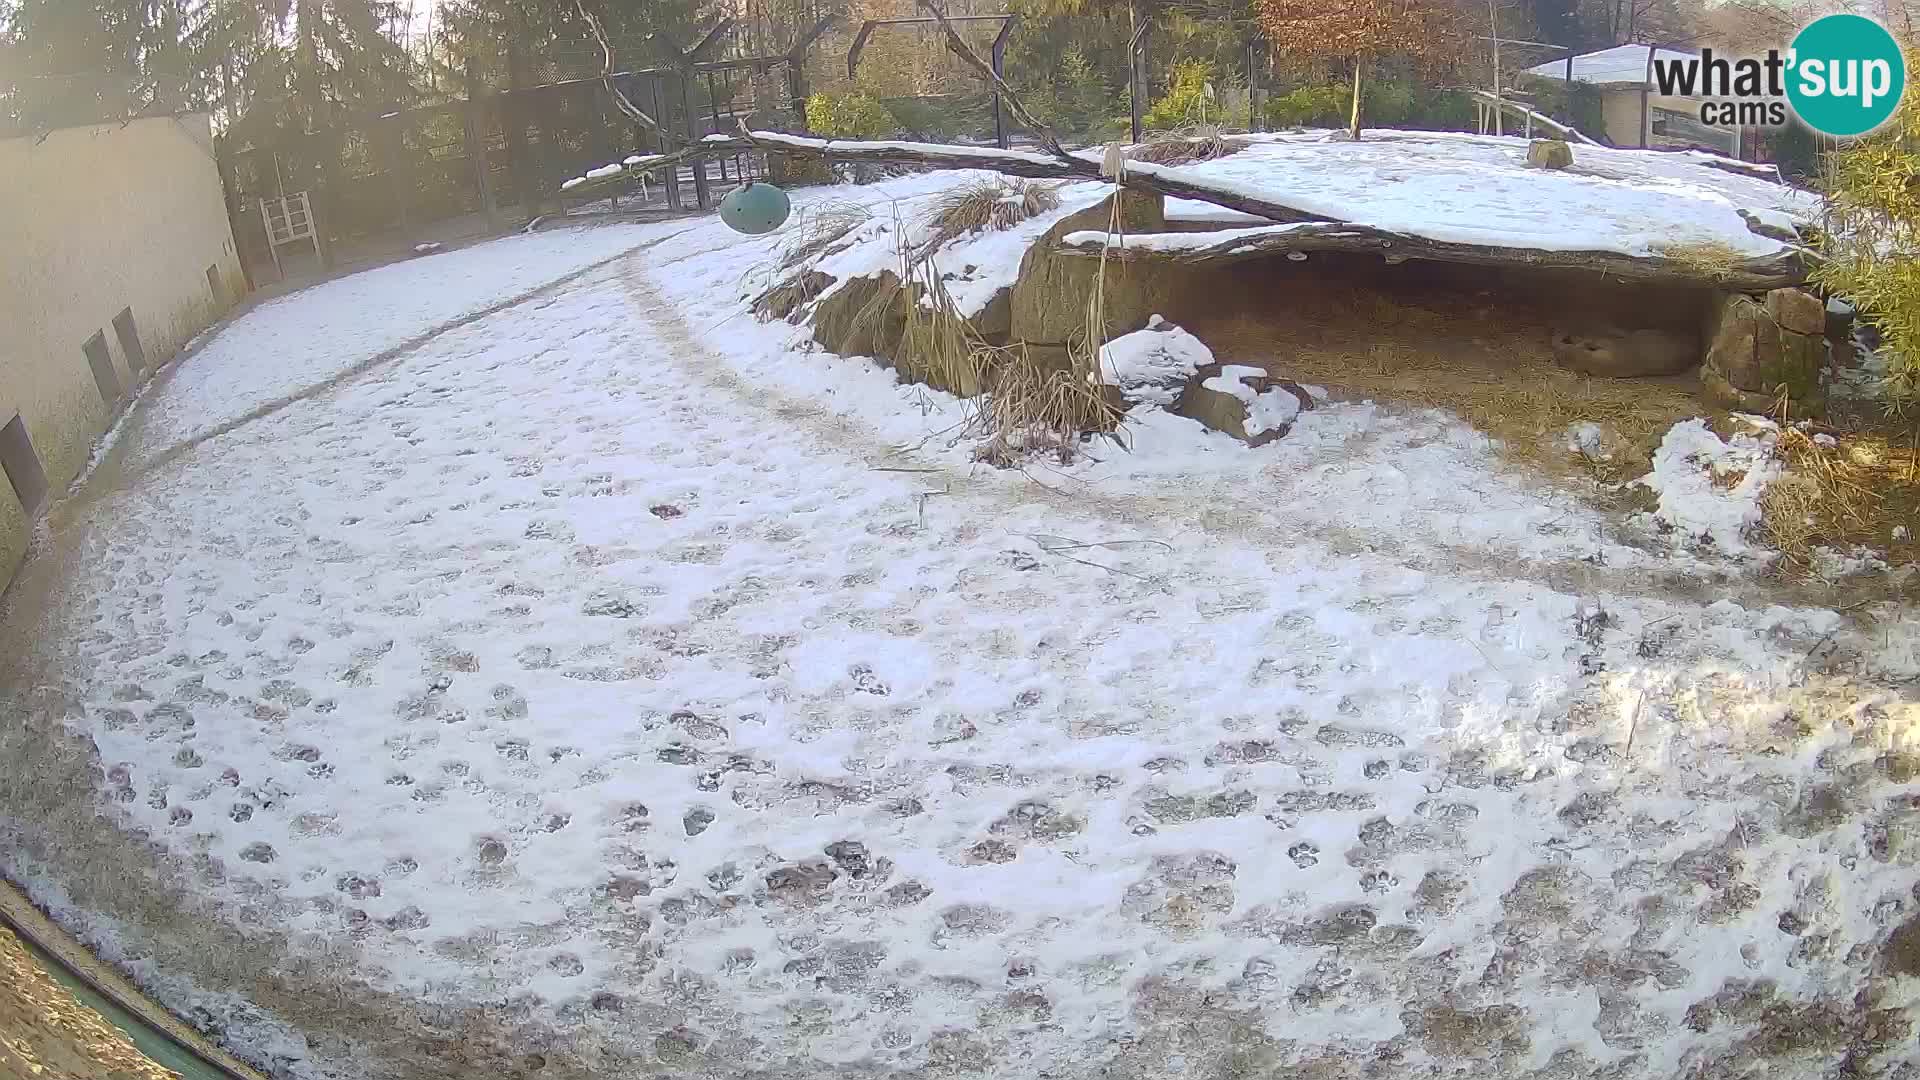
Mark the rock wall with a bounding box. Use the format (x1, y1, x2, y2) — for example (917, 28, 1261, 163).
(1008, 190, 1168, 356)
(1701, 286, 1830, 414)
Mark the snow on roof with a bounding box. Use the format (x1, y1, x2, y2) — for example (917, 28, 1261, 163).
(1155, 129, 1815, 259)
(1524, 43, 1701, 87)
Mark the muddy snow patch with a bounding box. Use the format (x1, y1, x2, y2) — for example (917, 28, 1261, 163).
(1635, 418, 1780, 556)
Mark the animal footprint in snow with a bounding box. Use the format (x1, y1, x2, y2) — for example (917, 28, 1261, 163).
(848, 664, 888, 696)
(670, 710, 729, 741)
(336, 874, 382, 899)
(1360, 869, 1397, 893)
(474, 836, 509, 866)
(1288, 841, 1320, 868)
(1000, 550, 1041, 572)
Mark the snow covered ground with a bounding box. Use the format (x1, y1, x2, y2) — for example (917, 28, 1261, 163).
(131, 221, 681, 457)
(4, 166, 1919, 1080)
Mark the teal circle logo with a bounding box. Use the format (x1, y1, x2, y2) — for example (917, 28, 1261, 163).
(1787, 14, 1905, 137)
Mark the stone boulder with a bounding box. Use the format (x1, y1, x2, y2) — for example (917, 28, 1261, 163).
(1525, 139, 1573, 170)
(1700, 290, 1826, 413)
(1098, 316, 1213, 407)
(1765, 286, 1825, 335)
(1550, 326, 1697, 378)
(1173, 363, 1315, 447)
(1009, 190, 1169, 354)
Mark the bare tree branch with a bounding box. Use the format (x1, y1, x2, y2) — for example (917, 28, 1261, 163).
(912, 0, 1070, 162)
(571, 0, 658, 131)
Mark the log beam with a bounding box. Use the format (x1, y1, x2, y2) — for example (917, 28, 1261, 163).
(1055, 223, 1807, 290)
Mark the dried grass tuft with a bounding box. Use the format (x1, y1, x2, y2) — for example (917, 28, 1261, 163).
(917, 179, 1061, 261)
(1653, 241, 1750, 282)
(1127, 127, 1251, 167)
(780, 199, 873, 270)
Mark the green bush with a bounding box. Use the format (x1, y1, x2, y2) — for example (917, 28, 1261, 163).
(1144, 60, 1223, 131)
(805, 91, 896, 139)
(1265, 83, 1349, 128)
(1264, 77, 1475, 133)
(1817, 51, 1920, 393)
(883, 95, 988, 142)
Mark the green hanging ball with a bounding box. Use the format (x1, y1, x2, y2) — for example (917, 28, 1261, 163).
(719, 182, 791, 235)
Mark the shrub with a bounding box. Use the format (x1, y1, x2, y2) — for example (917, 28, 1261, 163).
(1817, 49, 1920, 395)
(1144, 60, 1223, 132)
(1265, 83, 1349, 128)
(805, 91, 896, 139)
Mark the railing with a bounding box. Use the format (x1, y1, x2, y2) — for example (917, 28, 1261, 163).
(1466, 90, 1600, 146)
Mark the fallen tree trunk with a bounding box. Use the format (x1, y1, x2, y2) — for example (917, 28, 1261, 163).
(1055, 222, 1807, 289)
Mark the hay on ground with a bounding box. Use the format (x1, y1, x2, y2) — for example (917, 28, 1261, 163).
(1127, 128, 1251, 167)
(1762, 420, 1920, 572)
(1200, 304, 1702, 486)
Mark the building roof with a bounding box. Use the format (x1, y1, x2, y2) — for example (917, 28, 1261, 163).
(1524, 44, 1700, 87)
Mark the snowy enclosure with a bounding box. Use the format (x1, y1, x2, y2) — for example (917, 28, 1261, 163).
(1, 158, 1917, 1080)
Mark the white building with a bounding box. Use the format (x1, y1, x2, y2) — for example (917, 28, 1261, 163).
(1524, 44, 1744, 156)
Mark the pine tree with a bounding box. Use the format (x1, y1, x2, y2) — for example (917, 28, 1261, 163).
(1256, 0, 1463, 139)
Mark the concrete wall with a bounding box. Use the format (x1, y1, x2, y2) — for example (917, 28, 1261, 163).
(0, 114, 242, 589)
(1598, 89, 1740, 154)
(1599, 88, 1647, 147)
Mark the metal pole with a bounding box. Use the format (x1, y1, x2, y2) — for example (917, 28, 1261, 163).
(1488, 0, 1502, 136)
(654, 75, 679, 209)
(991, 32, 1009, 148)
(1641, 44, 1653, 147)
(707, 72, 726, 180)
(1128, 9, 1147, 144)
(683, 71, 709, 209)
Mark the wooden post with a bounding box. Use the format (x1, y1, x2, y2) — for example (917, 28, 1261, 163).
(1640, 44, 1653, 148)
(1349, 57, 1363, 140)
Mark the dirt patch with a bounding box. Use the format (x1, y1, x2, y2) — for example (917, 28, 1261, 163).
(1, 926, 176, 1080)
(1884, 910, 1920, 976)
